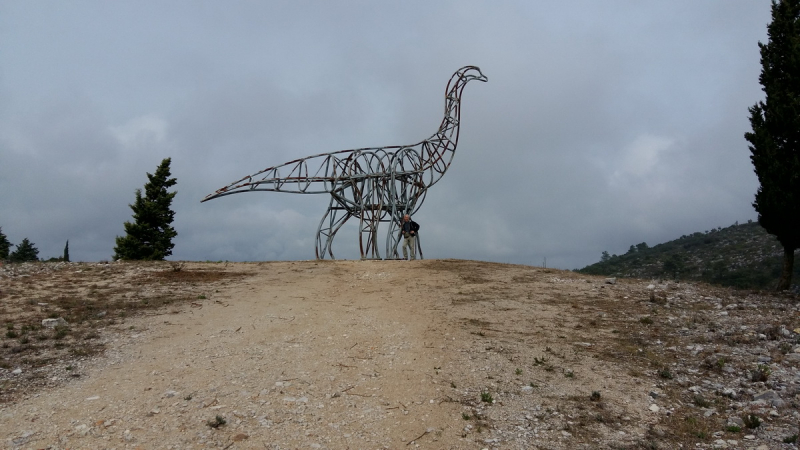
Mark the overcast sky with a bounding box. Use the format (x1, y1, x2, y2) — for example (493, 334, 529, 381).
(0, 1, 770, 269)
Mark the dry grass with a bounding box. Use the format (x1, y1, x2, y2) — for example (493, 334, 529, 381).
(0, 261, 249, 403)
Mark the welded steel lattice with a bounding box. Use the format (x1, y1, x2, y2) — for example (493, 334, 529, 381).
(202, 66, 488, 259)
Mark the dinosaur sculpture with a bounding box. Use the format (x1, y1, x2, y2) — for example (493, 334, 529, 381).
(202, 65, 488, 260)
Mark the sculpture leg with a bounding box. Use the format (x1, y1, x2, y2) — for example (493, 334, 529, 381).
(385, 176, 426, 259)
(316, 195, 352, 260)
(358, 177, 384, 259)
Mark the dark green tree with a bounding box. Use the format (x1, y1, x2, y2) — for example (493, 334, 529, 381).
(745, 0, 800, 290)
(63, 240, 70, 262)
(9, 238, 39, 262)
(0, 227, 10, 260)
(114, 158, 178, 260)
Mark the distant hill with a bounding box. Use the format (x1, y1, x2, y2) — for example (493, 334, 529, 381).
(577, 220, 800, 290)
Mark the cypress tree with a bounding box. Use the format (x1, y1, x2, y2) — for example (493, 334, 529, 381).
(9, 238, 39, 262)
(114, 158, 178, 260)
(63, 240, 70, 262)
(745, 0, 800, 290)
(0, 227, 10, 260)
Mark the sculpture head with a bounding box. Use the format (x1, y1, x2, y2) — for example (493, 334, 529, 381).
(459, 66, 488, 83)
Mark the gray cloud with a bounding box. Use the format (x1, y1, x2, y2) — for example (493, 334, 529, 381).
(0, 1, 769, 268)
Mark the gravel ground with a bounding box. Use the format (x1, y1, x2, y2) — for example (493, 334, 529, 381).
(1, 260, 799, 449)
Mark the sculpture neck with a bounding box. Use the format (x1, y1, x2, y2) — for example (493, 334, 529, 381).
(437, 73, 468, 144)
(417, 73, 470, 185)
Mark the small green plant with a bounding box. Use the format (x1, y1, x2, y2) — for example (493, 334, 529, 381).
(639, 316, 654, 325)
(184, 394, 193, 401)
(590, 391, 601, 402)
(693, 396, 710, 408)
(783, 434, 798, 444)
(197, 294, 207, 300)
(534, 356, 548, 365)
(742, 414, 761, 429)
(726, 425, 741, 433)
(53, 327, 68, 340)
(750, 364, 770, 382)
(564, 369, 575, 378)
(207, 415, 226, 428)
(480, 391, 493, 403)
(658, 368, 673, 379)
(462, 413, 471, 420)
(65, 365, 73, 371)
(450, 381, 456, 388)
(515, 368, 522, 376)
(6, 330, 19, 338)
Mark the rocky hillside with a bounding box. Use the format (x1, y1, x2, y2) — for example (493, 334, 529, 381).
(578, 221, 800, 290)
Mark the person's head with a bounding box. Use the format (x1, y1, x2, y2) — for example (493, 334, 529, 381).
(403, 214, 410, 222)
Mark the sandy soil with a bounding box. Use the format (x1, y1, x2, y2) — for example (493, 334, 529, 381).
(1, 260, 796, 449)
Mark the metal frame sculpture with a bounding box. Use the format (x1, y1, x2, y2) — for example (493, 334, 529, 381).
(202, 66, 488, 260)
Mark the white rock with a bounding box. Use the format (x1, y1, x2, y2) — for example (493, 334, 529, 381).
(11, 368, 22, 375)
(42, 317, 68, 328)
(649, 404, 660, 413)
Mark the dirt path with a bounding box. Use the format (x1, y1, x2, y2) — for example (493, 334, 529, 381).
(6, 259, 772, 449)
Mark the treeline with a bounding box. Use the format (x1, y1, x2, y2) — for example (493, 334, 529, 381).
(2, 157, 177, 265)
(0, 228, 69, 263)
(577, 221, 800, 290)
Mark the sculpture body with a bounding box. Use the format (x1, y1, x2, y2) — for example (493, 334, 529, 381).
(202, 66, 488, 259)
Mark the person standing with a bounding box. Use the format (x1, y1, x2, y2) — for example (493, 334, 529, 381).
(400, 214, 418, 260)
